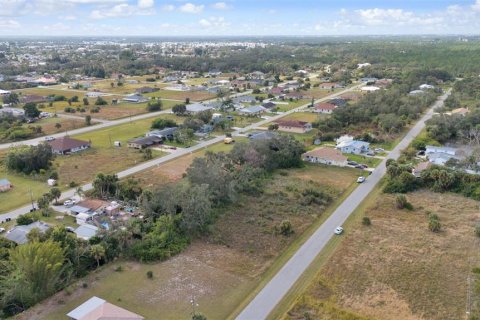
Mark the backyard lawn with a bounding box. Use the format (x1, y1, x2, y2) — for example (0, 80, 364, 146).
(345, 153, 383, 168)
(145, 89, 216, 102)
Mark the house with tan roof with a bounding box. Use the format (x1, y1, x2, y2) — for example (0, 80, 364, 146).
(302, 147, 348, 167)
(275, 119, 312, 133)
(314, 102, 337, 114)
(450, 107, 469, 116)
(67, 296, 144, 320)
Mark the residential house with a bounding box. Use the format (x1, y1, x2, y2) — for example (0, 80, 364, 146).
(233, 95, 256, 104)
(74, 224, 99, 241)
(318, 82, 338, 89)
(302, 147, 348, 167)
(249, 71, 265, 80)
(47, 137, 91, 155)
(205, 101, 224, 110)
(262, 101, 276, 109)
(127, 136, 163, 149)
(0, 89, 11, 96)
(419, 84, 435, 90)
(186, 103, 214, 114)
(146, 127, 178, 140)
(336, 135, 354, 145)
(425, 145, 461, 166)
(122, 94, 148, 103)
(208, 69, 222, 76)
(361, 86, 381, 92)
(21, 94, 47, 104)
(359, 77, 378, 84)
(238, 105, 267, 116)
(285, 92, 305, 100)
(336, 140, 370, 154)
(135, 87, 159, 94)
(314, 102, 337, 114)
(357, 63, 371, 69)
(409, 90, 425, 96)
(275, 119, 312, 133)
(5, 221, 50, 244)
(249, 131, 278, 141)
(85, 91, 107, 98)
(328, 98, 347, 107)
(207, 86, 224, 94)
(412, 162, 432, 178)
(67, 296, 144, 320)
(270, 87, 284, 95)
(451, 107, 469, 116)
(0, 178, 12, 192)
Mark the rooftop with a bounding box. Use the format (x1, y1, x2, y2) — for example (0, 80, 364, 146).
(47, 136, 90, 152)
(303, 147, 347, 163)
(67, 296, 144, 320)
(5, 221, 50, 244)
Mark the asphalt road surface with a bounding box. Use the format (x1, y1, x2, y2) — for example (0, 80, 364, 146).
(235, 89, 451, 320)
(0, 85, 362, 220)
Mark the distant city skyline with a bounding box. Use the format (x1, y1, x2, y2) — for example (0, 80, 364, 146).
(0, 0, 480, 36)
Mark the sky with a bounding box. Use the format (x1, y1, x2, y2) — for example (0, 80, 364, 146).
(1, 0, 480, 36)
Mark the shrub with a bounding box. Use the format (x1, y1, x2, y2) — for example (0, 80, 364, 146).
(395, 194, 413, 210)
(69, 181, 77, 188)
(475, 224, 480, 238)
(362, 217, 371, 226)
(428, 213, 441, 232)
(16, 213, 37, 225)
(146, 271, 153, 279)
(82, 282, 88, 288)
(278, 220, 294, 236)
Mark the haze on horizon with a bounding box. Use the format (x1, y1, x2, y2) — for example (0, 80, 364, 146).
(0, 0, 480, 37)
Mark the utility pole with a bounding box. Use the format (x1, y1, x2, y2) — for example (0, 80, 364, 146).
(29, 188, 35, 211)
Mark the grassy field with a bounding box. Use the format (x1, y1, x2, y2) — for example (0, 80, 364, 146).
(283, 190, 480, 320)
(273, 99, 310, 112)
(278, 111, 327, 123)
(21, 164, 360, 320)
(0, 164, 51, 214)
(145, 89, 216, 102)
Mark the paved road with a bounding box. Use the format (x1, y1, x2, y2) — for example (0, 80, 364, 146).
(0, 85, 362, 220)
(236, 89, 452, 320)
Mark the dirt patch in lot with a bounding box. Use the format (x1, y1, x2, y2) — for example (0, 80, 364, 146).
(285, 190, 480, 320)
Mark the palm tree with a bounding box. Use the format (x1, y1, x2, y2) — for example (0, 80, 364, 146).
(90, 244, 106, 268)
(75, 187, 84, 200)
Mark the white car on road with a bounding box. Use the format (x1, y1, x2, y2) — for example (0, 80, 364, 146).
(334, 227, 344, 235)
(63, 199, 76, 207)
(357, 176, 366, 183)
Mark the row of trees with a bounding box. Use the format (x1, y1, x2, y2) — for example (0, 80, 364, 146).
(5, 143, 54, 175)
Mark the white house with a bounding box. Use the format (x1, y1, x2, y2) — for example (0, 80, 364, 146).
(419, 84, 435, 90)
(336, 140, 370, 154)
(425, 145, 460, 165)
(336, 135, 354, 145)
(0, 89, 11, 96)
(302, 147, 348, 167)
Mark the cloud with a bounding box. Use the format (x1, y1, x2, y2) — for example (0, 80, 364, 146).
(179, 2, 204, 14)
(0, 19, 20, 28)
(0, 0, 27, 16)
(162, 4, 175, 11)
(199, 16, 229, 28)
(60, 15, 77, 20)
(90, 2, 154, 19)
(212, 2, 228, 10)
(138, 0, 154, 9)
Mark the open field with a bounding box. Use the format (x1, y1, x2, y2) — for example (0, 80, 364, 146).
(284, 190, 480, 320)
(20, 164, 360, 320)
(0, 164, 51, 214)
(303, 88, 340, 99)
(278, 111, 327, 123)
(273, 99, 310, 112)
(345, 153, 383, 168)
(145, 89, 216, 102)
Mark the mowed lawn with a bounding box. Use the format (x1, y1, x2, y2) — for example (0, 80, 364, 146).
(21, 164, 360, 320)
(273, 99, 310, 112)
(0, 164, 51, 214)
(285, 191, 480, 320)
(52, 116, 183, 186)
(145, 89, 216, 102)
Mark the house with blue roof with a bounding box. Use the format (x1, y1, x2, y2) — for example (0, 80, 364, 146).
(336, 140, 370, 154)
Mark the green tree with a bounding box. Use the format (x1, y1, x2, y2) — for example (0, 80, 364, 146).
(151, 118, 177, 130)
(3, 92, 19, 105)
(95, 97, 108, 106)
(83, 97, 89, 106)
(90, 244, 105, 268)
(85, 115, 92, 126)
(147, 100, 162, 112)
(23, 103, 40, 118)
(49, 187, 61, 205)
(92, 173, 118, 199)
(172, 104, 187, 115)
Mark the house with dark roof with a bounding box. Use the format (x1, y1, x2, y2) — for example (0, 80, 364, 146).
(67, 296, 144, 320)
(127, 136, 163, 149)
(5, 221, 50, 244)
(238, 105, 266, 116)
(47, 137, 91, 155)
(262, 101, 277, 109)
(122, 94, 148, 103)
(275, 119, 312, 133)
(21, 94, 47, 104)
(328, 98, 347, 107)
(135, 87, 159, 94)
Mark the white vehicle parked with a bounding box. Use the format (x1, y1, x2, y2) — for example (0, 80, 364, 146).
(334, 227, 344, 235)
(357, 176, 366, 183)
(45, 136, 55, 141)
(63, 199, 76, 207)
(0, 227, 5, 233)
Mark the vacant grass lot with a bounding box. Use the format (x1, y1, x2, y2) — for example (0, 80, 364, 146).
(345, 153, 382, 168)
(145, 89, 216, 102)
(278, 112, 327, 123)
(273, 99, 310, 112)
(21, 164, 359, 320)
(284, 190, 480, 320)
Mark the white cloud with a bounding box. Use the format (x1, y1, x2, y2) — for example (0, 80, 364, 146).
(162, 4, 175, 11)
(267, 9, 276, 14)
(212, 2, 228, 10)
(199, 16, 229, 28)
(179, 2, 204, 14)
(0, 0, 27, 16)
(90, 2, 154, 19)
(60, 15, 77, 20)
(0, 19, 20, 28)
(65, 0, 125, 3)
(138, 0, 154, 9)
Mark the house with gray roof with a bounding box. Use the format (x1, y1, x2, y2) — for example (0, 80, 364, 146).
(5, 221, 50, 244)
(238, 105, 267, 115)
(146, 127, 178, 139)
(186, 103, 213, 114)
(336, 140, 370, 154)
(122, 94, 148, 103)
(74, 224, 99, 241)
